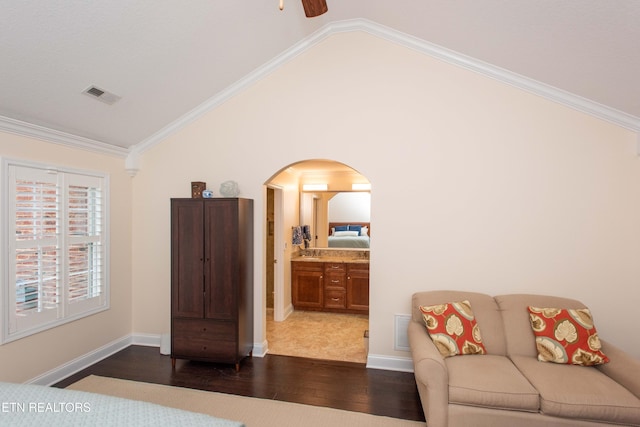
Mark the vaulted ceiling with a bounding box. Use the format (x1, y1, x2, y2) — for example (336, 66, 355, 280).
(1, 1, 639, 155)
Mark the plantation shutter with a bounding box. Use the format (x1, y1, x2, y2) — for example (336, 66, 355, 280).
(8, 165, 62, 334)
(65, 173, 105, 315)
(4, 161, 108, 342)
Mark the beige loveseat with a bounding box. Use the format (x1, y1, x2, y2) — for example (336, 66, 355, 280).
(408, 291, 640, 426)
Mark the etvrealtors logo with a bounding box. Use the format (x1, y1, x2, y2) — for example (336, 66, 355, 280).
(2, 401, 91, 413)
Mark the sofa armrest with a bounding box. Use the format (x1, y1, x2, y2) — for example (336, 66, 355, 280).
(408, 320, 449, 427)
(597, 340, 640, 399)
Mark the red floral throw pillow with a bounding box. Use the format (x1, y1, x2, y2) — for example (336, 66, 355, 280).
(419, 300, 487, 358)
(528, 306, 609, 366)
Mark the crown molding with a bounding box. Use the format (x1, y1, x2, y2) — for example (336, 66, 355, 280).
(2, 19, 638, 163)
(0, 115, 129, 158)
(132, 18, 640, 157)
(133, 20, 341, 154)
(354, 19, 640, 133)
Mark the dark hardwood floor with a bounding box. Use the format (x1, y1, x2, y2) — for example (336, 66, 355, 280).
(53, 345, 425, 422)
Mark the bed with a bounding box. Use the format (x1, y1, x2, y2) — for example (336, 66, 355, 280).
(0, 381, 244, 426)
(327, 222, 370, 248)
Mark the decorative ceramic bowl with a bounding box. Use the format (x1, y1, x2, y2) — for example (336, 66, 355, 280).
(219, 180, 240, 197)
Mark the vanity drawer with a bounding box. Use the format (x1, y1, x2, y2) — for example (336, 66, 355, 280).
(324, 289, 346, 309)
(324, 273, 345, 289)
(324, 262, 345, 273)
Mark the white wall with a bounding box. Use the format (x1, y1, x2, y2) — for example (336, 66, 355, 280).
(131, 30, 640, 362)
(329, 192, 371, 222)
(0, 132, 133, 383)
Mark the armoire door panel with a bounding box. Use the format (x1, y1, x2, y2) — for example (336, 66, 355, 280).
(171, 201, 205, 318)
(204, 201, 236, 320)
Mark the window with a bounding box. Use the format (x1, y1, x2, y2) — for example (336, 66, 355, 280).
(2, 159, 109, 343)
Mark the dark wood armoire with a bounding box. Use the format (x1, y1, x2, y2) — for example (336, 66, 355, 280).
(170, 197, 253, 371)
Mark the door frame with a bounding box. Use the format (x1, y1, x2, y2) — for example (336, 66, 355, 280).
(267, 184, 286, 321)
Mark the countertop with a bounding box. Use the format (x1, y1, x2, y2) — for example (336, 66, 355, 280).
(292, 256, 369, 264)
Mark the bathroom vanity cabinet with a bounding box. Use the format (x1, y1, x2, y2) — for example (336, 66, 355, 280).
(346, 263, 370, 312)
(291, 261, 324, 309)
(292, 260, 369, 314)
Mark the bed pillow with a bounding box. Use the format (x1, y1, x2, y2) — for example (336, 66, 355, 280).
(348, 225, 362, 235)
(333, 230, 359, 237)
(419, 300, 487, 358)
(360, 226, 369, 237)
(528, 306, 609, 366)
(333, 225, 348, 233)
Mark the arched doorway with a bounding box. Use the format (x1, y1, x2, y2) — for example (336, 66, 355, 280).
(264, 159, 371, 363)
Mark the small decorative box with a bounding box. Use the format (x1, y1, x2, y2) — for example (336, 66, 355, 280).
(191, 181, 206, 198)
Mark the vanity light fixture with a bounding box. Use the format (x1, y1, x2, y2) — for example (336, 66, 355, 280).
(302, 183, 328, 191)
(352, 183, 371, 191)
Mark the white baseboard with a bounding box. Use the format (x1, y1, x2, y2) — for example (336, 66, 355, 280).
(283, 303, 294, 319)
(366, 353, 414, 373)
(131, 332, 162, 347)
(28, 335, 132, 386)
(131, 332, 267, 358)
(252, 339, 268, 357)
(26, 333, 413, 386)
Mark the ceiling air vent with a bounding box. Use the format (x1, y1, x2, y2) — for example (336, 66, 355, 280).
(82, 85, 121, 105)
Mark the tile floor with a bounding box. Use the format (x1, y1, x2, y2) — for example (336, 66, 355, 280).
(266, 309, 369, 363)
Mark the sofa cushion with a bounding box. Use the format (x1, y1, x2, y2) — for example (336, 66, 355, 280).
(446, 355, 539, 412)
(528, 306, 609, 366)
(511, 355, 640, 425)
(420, 300, 487, 358)
(495, 294, 588, 358)
(412, 291, 507, 355)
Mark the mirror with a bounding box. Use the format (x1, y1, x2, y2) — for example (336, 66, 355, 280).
(300, 191, 370, 248)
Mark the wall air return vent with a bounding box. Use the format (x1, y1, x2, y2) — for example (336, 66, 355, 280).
(82, 85, 121, 105)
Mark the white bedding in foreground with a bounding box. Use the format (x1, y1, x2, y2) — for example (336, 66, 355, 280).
(0, 381, 244, 427)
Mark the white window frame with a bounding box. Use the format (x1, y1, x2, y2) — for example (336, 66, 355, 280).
(1, 158, 110, 344)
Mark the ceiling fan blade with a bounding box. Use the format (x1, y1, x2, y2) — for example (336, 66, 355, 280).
(301, 0, 328, 17)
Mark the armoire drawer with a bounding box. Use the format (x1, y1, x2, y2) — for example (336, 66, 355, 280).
(172, 319, 236, 359)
